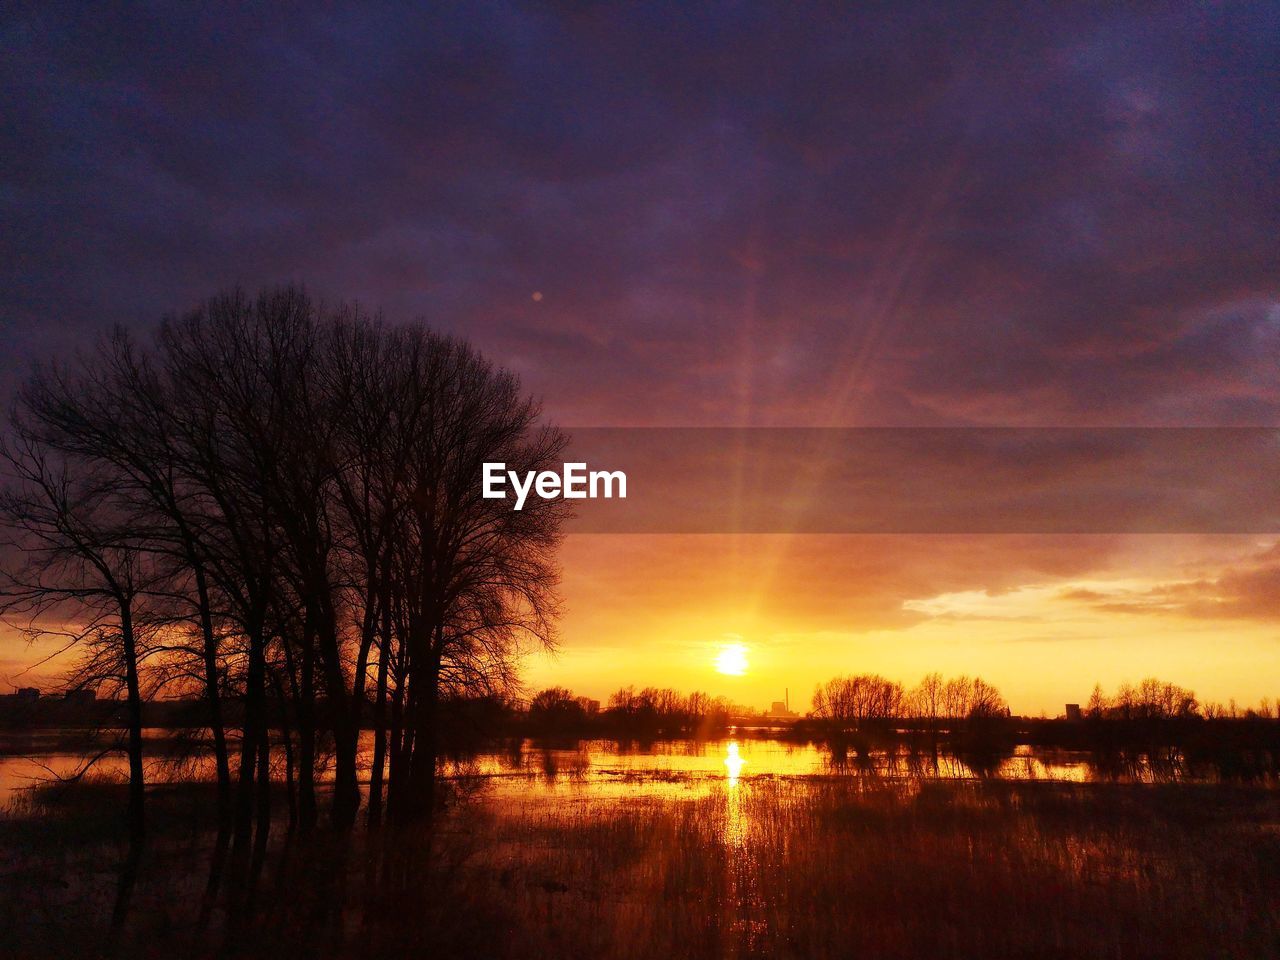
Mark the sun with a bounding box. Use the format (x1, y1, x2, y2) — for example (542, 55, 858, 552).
(715, 642, 749, 676)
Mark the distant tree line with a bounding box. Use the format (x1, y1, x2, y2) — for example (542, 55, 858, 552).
(1084, 678, 1198, 720)
(1074, 678, 1279, 726)
(466, 674, 1280, 782)
(524, 685, 742, 738)
(515, 675, 1012, 743)
(809, 672, 1008, 731)
(1030, 678, 1280, 781)
(0, 287, 568, 845)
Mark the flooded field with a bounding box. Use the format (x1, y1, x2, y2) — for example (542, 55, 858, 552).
(2, 727, 1279, 958)
(2, 729, 1211, 807)
(3, 758, 1279, 959)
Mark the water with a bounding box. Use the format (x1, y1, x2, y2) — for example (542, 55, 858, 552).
(453, 737, 1100, 800)
(1, 728, 1173, 806)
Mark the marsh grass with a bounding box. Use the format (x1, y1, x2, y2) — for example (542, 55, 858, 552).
(3, 775, 1279, 959)
(460, 777, 1280, 959)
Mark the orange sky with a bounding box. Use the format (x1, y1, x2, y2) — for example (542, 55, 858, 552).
(521, 533, 1280, 716)
(4, 532, 1277, 716)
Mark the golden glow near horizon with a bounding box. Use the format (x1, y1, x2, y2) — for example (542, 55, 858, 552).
(715, 642, 750, 676)
(11, 533, 1280, 718)
(513, 534, 1280, 717)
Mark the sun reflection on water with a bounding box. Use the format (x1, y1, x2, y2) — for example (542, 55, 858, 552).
(720, 739, 767, 947)
(723, 740, 746, 786)
(722, 741, 750, 851)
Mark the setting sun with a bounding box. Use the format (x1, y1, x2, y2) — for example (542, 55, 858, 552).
(715, 642, 749, 676)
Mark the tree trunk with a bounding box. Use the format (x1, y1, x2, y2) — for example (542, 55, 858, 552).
(386, 665, 406, 822)
(345, 581, 378, 824)
(193, 563, 231, 827)
(119, 597, 145, 842)
(234, 618, 266, 850)
(404, 648, 440, 824)
(314, 596, 360, 829)
(297, 622, 317, 833)
(270, 667, 297, 830)
(252, 716, 271, 859)
(350, 576, 378, 737)
(331, 712, 360, 829)
(366, 591, 391, 829)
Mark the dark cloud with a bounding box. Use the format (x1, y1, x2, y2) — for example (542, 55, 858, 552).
(2, 2, 1277, 425)
(1059, 542, 1280, 619)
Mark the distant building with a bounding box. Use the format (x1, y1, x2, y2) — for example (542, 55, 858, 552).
(16, 687, 39, 702)
(766, 689, 799, 720)
(1065, 703, 1082, 722)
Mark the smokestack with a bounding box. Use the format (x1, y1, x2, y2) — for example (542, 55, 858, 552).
(785, 687, 789, 711)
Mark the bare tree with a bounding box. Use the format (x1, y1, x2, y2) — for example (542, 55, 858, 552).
(811, 674, 905, 731)
(911, 671, 946, 743)
(0, 425, 152, 841)
(9, 330, 237, 826)
(2, 284, 572, 844)
(387, 329, 569, 822)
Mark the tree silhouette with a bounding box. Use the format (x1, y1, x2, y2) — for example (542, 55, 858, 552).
(0, 285, 571, 842)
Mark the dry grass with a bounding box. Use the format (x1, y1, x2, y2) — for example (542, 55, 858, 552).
(3, 775, 1279, 959)
(454, 777, 1280, 959)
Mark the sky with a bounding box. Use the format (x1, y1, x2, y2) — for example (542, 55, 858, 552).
(2, 3, 1279, 713)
